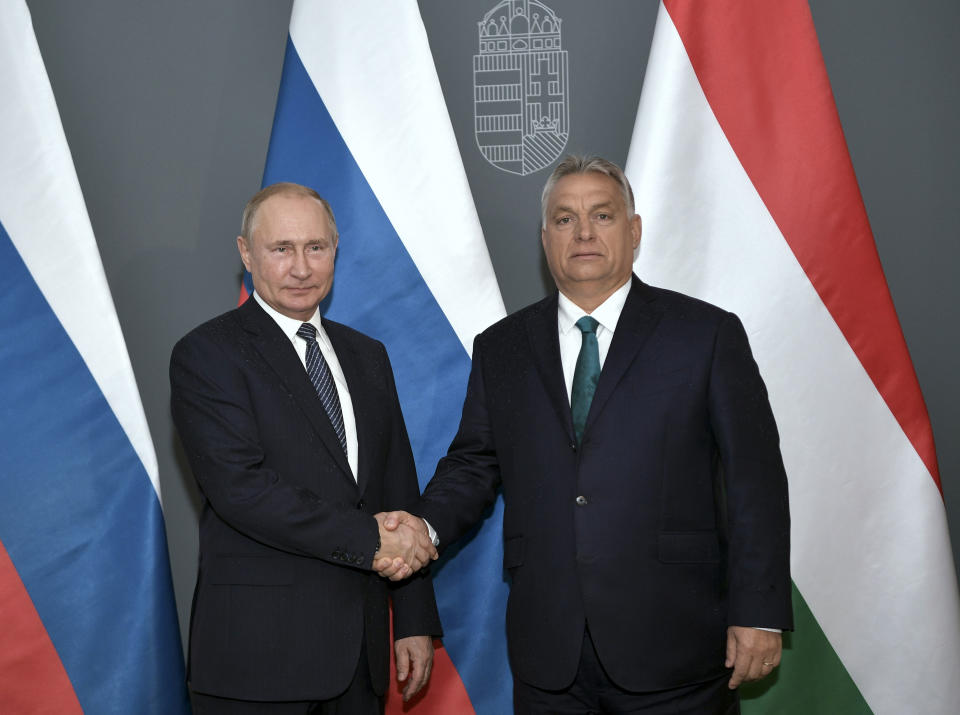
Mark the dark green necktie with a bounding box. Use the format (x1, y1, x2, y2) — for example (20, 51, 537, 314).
(571, 316, 600, 445)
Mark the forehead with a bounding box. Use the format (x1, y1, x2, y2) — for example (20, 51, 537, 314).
(547, 172, 624, 209)
(255, 193, 334, 238)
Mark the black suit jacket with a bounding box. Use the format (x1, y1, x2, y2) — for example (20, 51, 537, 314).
(170, 297, 441, 702)
(418, 276, 791, 692)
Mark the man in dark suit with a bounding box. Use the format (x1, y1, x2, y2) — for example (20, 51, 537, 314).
(171, 182, 441, 714)
(381, 156, 792, 713)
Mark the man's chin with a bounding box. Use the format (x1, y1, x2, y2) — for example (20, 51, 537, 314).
(273, 296, 323, 320)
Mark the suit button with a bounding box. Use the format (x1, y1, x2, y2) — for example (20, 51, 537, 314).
(569, 441, 577, 452)
(333, 550, 342, 560)
(357, 499, 365, 509)
(575, 495, 588, 506)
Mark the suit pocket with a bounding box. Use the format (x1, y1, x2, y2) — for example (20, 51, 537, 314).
(207, 555, 295, 585)
(503, 536, 524, 570)
(658, 532, 720, 564)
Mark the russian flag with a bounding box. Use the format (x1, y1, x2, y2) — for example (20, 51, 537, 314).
(258, 3, 508, 712)
(627, 1, 960, 712)
(0, 2, 189, 713)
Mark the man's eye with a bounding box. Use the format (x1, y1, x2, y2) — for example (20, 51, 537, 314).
(557, 217, 571, 225)
(274, 246, 287, 253)
(597, 213, 610, 221)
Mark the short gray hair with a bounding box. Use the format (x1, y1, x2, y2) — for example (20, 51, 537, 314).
(241, 182, 338, 242)
(540, 155, 635, 224)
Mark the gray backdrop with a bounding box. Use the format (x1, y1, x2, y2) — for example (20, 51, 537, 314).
(25, 0, 959, 653)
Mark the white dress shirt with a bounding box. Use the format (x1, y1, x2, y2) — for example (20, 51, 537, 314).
(253, 292, 359, 480)
(557, 280, 632, 402)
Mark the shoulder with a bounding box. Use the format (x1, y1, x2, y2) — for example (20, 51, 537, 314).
(322, 317, 386, 357)
(475, 293, 554, 346)
(641, 281, 739, 329)
(172, 305, 246, 357)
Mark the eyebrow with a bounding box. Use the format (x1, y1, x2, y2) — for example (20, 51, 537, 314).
(551, 201, 616, 215)
(264, 237, 331, 245)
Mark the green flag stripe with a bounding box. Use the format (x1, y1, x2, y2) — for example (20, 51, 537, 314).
(741, 582, 871, 713)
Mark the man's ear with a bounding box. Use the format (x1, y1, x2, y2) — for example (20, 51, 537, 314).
(237, 235, 252, 271)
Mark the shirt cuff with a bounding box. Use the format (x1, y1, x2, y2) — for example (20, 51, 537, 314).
(422, 519, 439, 547)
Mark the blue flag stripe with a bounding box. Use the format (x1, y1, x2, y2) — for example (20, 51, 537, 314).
(0, 220, 188, 714)
(262, 38, 512, 712)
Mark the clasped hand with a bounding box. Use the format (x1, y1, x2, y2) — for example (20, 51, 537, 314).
(373, 511, 436, 581)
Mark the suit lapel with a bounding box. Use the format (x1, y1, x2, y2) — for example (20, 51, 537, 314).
(239, 299, 355, 485)
(585, 276, 664, 435)
(524, 293, 576, 442)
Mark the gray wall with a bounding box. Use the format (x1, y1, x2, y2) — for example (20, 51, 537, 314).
(26, 0, 959, 652)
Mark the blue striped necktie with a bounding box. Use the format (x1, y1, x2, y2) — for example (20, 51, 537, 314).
(571, 316, 600, 445)
(296, 322, 347, 455)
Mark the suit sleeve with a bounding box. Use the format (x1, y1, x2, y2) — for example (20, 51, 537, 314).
(376, 344, 443, 639)
(170, 330, 380, 568)
(708, 313, 793, 630)
(417, 335, 502, 550)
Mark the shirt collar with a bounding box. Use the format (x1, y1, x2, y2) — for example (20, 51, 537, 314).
(557, 278, 632, 335)
(253, 291, 322, 342)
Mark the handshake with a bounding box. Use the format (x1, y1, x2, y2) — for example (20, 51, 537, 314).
(372, 511, 437, 581)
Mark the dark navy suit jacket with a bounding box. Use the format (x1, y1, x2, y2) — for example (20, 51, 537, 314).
(418, 275, 791, 692)
(170, 296, 440, 701)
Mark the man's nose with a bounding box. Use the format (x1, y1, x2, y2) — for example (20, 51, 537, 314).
(576, 217, 594, 240)
(290, 249, 311, 277)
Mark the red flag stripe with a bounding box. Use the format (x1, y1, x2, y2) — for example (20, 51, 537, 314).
(663, 0, 940, 488)
(384, 641, 475, 714)
(0, 541, 83, 713)
(384, 610, 475, 714)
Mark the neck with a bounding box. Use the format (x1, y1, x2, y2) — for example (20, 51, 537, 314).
(559, 280, 629, 314)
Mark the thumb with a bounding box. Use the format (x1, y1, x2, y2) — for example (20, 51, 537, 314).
(383, 512, 401, 530)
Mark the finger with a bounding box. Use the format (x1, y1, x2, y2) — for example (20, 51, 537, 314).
(403, 652, 426, 701)
(400, 513, 426, 534)
(410, 544, 431, 570)
(383, 512, 401, 530)
(725, 630, 737, 669)
(418, 538, 437, 562)
(413, 532, 438, 561)
(377, 557, 405, 578)
(745, 654, 765, 683)
(728, 653, 751, 690)
(372, 557, 394, 575)
(395, 643, 410, 683)
(389, 564, 412, 581)
(758, 651, 780, 678)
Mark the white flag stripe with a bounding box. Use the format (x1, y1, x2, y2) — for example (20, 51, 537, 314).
(290, 3, 506, 354)
(0, 2, 159, 493)
(627, 7, 960, 713)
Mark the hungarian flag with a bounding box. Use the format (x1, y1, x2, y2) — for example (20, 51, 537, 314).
(626, 1, 960, 712)
(255, 3, 508, 712)
(0, 2, 188, 712)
